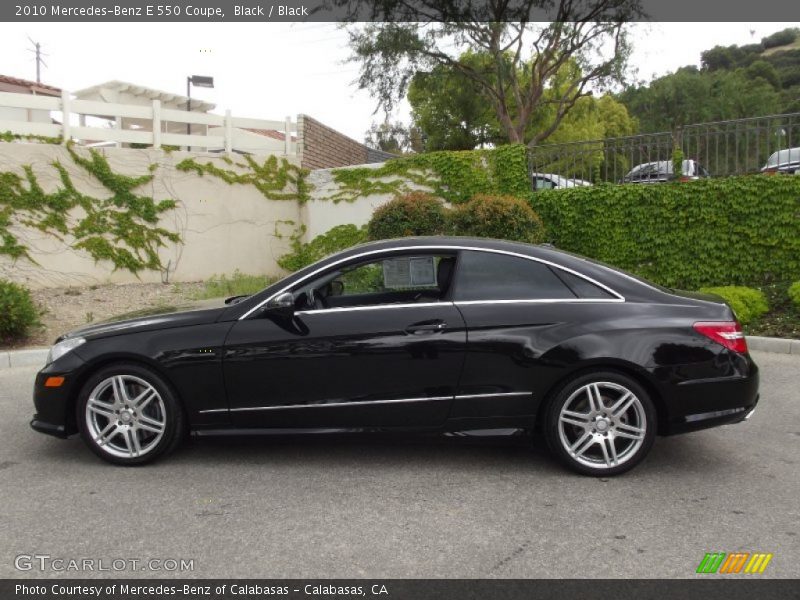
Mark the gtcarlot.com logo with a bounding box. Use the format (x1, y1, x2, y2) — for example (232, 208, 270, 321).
(696, 552, 773, 574)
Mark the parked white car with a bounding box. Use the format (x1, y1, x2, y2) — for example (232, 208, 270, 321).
(761, 148, 800, 174)
(531, 173, 593, 191)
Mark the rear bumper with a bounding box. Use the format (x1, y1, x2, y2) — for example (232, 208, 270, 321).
(655, 354, 760, 435)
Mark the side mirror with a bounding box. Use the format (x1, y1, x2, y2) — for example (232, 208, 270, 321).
(264, 291, 295, 318)
(329, 280, 344, 296)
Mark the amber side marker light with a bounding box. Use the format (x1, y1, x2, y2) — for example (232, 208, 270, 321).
(44, 376, 65, 388)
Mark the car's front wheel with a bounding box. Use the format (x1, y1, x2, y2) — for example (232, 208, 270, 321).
(77, 363, 184, 465)
(544, 371, 656, 476)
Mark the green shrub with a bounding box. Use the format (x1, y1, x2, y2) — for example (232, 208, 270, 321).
(788, 281, 800, 309)
(278, 224, 368, 272)
(698, 286, 769, 324)
(450, 194, 546, 244)
(194, 271, 276, 300)
(0, 279, 40, 341)
(531, 176, 800, 289)
(367, 192, 448, 240)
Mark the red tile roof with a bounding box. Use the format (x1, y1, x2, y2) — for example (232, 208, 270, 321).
(0, 74, 61, 95)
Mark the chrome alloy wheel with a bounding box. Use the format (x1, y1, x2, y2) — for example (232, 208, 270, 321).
(557, 381, 647, 470)
(84, 375, 166, 459)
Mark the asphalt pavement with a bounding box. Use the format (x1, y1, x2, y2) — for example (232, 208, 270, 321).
(0, 351, 798, 579)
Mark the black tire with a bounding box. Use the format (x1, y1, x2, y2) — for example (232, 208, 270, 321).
(77, 362, 185, 465)
(543, 370, 656, 476)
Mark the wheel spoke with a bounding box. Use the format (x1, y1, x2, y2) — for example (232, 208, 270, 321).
(561, 410, 592, 428)
(111, 376, 130, 405)
(601, 437, 618, 467)
(138, 414, 165, 434)
(131, 388, 157, 410)
(615, 423, 644, 440)
(88, 399, 115, 419)
(610, 392, 635, 417)
(126, 430, 142, 457)
(571, 433, 596, 458)
(586, 384, 603, 412)
(94, 422, 118, 446)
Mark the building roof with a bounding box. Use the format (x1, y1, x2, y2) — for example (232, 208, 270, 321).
(73, 80, 215, 112)
(0, 74, 61, 96)
(246, 128, 297, 142)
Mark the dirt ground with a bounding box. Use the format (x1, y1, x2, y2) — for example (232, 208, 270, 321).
(10, 281, 210, 349)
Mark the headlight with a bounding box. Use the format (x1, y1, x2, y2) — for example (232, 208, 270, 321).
(47, 337, 86, 364)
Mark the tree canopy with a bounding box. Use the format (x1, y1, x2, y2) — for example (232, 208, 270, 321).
(347, 0, 643, 147)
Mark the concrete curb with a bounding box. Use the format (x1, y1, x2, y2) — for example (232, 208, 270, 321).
(0, 348, 49, 370)
(1, 337, 799, 370)
(746, 336, 800, 355)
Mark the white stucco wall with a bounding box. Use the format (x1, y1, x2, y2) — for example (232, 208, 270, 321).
(0, 144, 436, 289)
(301, 163, 432, 242)
(0, 143, 301, 289)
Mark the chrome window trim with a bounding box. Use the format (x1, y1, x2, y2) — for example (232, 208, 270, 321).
(296, 301, 450, 316)
(202, 391, 533, 414)
(454, 298, 621, 306)
(239, 244, 625, 320)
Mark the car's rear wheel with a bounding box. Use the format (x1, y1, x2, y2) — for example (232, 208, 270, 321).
(544, 371, 656, 476)
(77, 363, 184, 465)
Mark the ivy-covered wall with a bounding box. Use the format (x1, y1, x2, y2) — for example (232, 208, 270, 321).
(530, 176, 800, 289)
(0, 142, 304, 288)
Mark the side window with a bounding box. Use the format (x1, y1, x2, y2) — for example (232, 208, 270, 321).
(453, 251, 576, 302)
(294, 254, 456, 310)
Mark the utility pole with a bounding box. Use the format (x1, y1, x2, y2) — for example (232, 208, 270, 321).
(27, 37, 47, 83)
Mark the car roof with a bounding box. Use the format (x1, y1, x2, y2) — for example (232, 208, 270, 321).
(333, 237, 666, 298)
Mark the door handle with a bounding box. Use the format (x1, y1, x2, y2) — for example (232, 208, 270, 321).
(406, 320, 447, 335)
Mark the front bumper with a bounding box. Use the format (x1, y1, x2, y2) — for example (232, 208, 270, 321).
(30, 351, 88, 439)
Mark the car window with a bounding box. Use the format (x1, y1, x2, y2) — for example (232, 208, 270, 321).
(553, 270, 616, 299)
(453, 250, 577, 302)
(534, 177, 556, 190)
(294, 253, 455, 310)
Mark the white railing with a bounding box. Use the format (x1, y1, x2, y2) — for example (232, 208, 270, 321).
(0, 90, 296, 155)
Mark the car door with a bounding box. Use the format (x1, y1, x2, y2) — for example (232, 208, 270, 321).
(223, 251, 466, 429)
(448, 249, 620, 421)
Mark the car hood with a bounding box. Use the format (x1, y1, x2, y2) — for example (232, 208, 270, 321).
(57, 299, 228, 342)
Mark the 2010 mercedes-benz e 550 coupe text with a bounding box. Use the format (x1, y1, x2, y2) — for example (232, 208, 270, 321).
(31, 237, 759, 475)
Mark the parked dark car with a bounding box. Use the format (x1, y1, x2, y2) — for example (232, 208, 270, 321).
(621, 160, 710, 184)
(31, 237, 759, 476)
(761, 147, 800, 175)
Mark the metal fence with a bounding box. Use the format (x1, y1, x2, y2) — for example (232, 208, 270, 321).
(528, 112, 800, 185)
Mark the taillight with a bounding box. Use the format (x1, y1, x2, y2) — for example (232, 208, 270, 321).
(693, 321, 748, 354)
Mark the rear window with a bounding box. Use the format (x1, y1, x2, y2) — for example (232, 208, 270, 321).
(554, 270, 616, 299)
(453, 251, 576, 301)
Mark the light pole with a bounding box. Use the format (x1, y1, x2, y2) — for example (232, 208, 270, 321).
(186, 75, 214, 148)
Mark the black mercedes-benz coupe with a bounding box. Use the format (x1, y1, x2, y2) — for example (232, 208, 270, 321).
(31, 237, 759, 475)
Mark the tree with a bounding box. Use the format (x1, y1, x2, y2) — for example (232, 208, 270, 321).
(620, 67, 782, 133)
(364, 121, 424, 154)
(346, 0, 642, 147)
(407, 52, 503, 151)
(406, 51, 637, 151)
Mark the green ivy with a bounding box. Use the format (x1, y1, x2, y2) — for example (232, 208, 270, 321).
(0, 145, 180, 273)
(530, 176, 800, 289)
(176, 154, 311, 202)
(0, 130, 63, 145)
(278, 224, 368, 272)
(328, 144, 530, 204)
